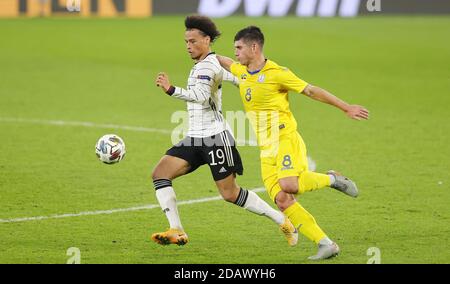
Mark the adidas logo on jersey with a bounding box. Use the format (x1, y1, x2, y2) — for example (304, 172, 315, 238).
(219, 167, 227, 173)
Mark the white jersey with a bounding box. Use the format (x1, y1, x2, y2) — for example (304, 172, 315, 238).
(171, 53, 239, 138)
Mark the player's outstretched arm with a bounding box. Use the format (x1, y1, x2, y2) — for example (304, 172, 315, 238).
(302, 85, 370, 121)
(155, 70, 214, 104)
(216, 55, 234, 72)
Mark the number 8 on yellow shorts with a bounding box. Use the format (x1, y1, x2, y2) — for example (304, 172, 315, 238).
(260, 131, 308, 202)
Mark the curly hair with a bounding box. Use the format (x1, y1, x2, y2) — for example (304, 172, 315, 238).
(185, 15, 221, 42)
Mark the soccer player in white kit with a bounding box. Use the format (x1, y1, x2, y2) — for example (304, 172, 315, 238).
(151, 15, 298, 246)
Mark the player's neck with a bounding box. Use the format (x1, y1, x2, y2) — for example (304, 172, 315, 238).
(247, 55, 266, 73)
(195, 49, 213, 63)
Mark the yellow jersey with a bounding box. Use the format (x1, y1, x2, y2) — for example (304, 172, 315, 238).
(230, 59, 308, 147)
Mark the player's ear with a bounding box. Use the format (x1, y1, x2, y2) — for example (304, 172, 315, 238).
(251, 43, 257, 53)
(205, 35, 211, 46)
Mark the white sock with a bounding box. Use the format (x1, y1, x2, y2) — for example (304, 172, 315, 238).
(319, 237, 333, 246)
(155, 186, 183, 230)
(328, 174, 336, 186)
(235, 189, 285, 225)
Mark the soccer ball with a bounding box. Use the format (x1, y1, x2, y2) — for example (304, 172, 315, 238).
(95, 134, 126, 164)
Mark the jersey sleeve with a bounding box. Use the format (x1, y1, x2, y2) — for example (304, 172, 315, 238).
(230, 62, 243, 77)
(171, 61, 217, 103)
(222, 68, 239, 87)
(277, 68, 308, 93)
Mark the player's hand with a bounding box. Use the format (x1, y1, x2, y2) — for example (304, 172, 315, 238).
(156, 72, 171, 92)
(345, 105, 369, 121)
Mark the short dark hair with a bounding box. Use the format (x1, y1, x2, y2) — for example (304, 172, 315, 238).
(184, 15, 221, 42)
(234, 26, 264, 47)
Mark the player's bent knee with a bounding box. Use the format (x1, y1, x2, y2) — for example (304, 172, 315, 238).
(278, 180, 299, 194)
(151, 166, 163, 181)
(151, 165, 173, 181)
(152, 155, 189, 181)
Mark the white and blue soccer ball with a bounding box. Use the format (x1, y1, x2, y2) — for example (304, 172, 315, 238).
(95, 134, 126, 164)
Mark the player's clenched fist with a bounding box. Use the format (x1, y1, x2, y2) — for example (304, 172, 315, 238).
(156, 72, 171, 92)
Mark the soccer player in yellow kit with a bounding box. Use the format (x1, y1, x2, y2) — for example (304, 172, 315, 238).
(217, 26, 369, 260)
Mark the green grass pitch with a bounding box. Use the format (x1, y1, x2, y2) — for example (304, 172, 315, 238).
(0, 16, 449, 264)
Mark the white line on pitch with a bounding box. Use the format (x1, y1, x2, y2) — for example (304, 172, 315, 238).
(0, 117, 256, 146)
(0, 188, 266, 224)
(0, 117, 173, 135)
